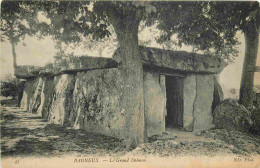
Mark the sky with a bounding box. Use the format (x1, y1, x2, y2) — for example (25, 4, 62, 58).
(0, 28, 259, 99)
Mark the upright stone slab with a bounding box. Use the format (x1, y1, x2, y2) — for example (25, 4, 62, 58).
(20, 87, 28, 111)
(183, 75, 196, 131)
(17, 81, 26, 107)
(20, 77, 41, 112)
(193, 74, 215, 131)
(28, 77, 43, 114)
(70, 69, 126, 139)
(212, 75, 224, 112)
(36, 76, 54, 118)
(48, 74, 76, 126)
(144, 72, 166, 137)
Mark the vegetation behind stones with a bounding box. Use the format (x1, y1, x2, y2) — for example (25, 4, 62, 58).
(0, 78, 19, 99)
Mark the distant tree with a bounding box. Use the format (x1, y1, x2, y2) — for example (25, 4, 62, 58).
(0, 1, 44, 68)
(206, 1, 259, 108)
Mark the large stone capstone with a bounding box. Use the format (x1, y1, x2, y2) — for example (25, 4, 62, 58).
(54, 56, 118, 73)
(113, 46, 227, 74)
(14, 65, 44, 79)
(15, 57, 118, 79)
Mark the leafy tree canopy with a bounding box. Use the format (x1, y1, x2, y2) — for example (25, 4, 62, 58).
(1, 1, 258, 62)
(1, 1, 45, 44)
(35, 1, 257, 62)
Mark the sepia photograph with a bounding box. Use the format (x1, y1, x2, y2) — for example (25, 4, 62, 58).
(0, 0, 260, 168)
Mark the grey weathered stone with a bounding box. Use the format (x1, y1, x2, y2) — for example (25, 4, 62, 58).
(38, 63, 57, 76)
(36, 76, 54, 118)
(15, 46, 226, 81)
(183, 75, 196, 131)
(193, 74, 215, 131)
(17, 81, 26, 107)
(15, 65, 44, 79)
(15, 57, 118, 79)
(255, 93, 260, 108)
(70, 69, 126, 139)
(20, 77, 42, 112)
(15, 46, 228, 139)
(213, 99, 253, 133)
(113, 46, 227, 74)
(27, 77, 44, 114)
(212, 75, 224, 112)
(20, 89, 28, 111)
(48, 74, 76, 126)
(54, 56, 118, 73)
(144, 72, 166, 137)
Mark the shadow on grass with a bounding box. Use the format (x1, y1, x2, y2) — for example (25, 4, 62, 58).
(1, 98, 124, 157)
(0, 98, 18, 107)
(1, 123, 124, 157)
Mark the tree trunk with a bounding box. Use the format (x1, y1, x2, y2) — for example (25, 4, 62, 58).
(10, 20, 17, 68)
(11, 40, 17, 68)
(109, 13, 145, 149)
(239, 23, 259, 108)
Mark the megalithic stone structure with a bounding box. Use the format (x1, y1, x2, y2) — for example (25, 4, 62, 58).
(16, 46, 226, 139)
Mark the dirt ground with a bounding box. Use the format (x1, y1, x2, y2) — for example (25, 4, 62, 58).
(0, 98, 125, 158)
(1, 97, 260, 158)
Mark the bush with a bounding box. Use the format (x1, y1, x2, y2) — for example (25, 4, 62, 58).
(213, 99, 253, 133)
(0, 79, 19, 99)
(249, 107, 260, 135)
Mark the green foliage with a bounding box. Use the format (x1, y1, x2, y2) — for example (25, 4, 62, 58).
(2, 1, 258, 62)
(0, 1, 45, 44)
(151, 1, 245, 62)
(249, 107, 260, 135)
(0, 78, 19, 98)
(36, 1, 256, 62)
